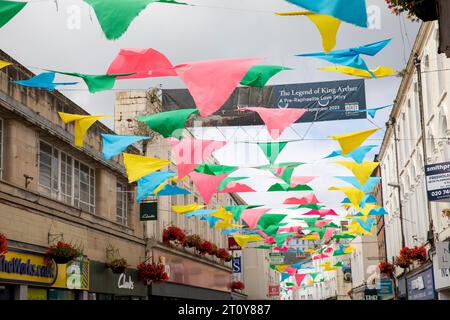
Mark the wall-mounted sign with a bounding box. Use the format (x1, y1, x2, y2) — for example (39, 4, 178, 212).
(89, 261, 147, 297)
(376, 278, 395, 300)
(268, 285, 280, 297)
(232, 257, 242, 273)
(0, 247, 57, 286)
(407, 266, 436, 300)
(228, 237, 242, 251)
(433, 254, 450, 291)
(364, 288, 379, 300)
(425, 162, 450, 201)
(436, 242, 450, 269)
(140, 202, 158, 221)
(269, 253, 284, 265)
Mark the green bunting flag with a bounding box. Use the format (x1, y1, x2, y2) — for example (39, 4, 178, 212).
(257, 214, 287, 231)
(194, 163, 238, 176)
(224, 204, 263, 222)
(84, 0, 188, 40)
(136, 108, 199, 139)
(218, 177, 249, 190)
(0, 0, 27, 29)
(267, 183, 312, 192)
(240, 65, 290, 87)
(288, 204, 325, 210)
(257, 141, 288, 164)
(274, 232, 295, 248)
(50, 71, 133, 93)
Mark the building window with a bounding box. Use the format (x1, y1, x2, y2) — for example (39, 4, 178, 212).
(0, 118, 3, 179)
(38, 141, 95, 213)
(116, 182, 128, 226)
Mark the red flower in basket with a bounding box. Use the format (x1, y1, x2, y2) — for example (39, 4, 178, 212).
(410, 246, 427, 263)
(378, 261, 394, 277)
(137, 261, 169, 284)
(162, 226, 186, 246)
(216, 248, 232, 262)
(0, 233, 7, 255)
(45, 241, 82, 264)
(230, 281, 245, 291)
(197, 240, 214, 255)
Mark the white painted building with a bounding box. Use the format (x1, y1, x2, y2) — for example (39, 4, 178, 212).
(378, 21, 450, 299)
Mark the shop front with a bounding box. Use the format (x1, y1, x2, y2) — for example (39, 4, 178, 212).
(0, 244, 89, 300)
(148, 247, 232, 300)
(88, 261, 147, 300)
(433, 252, 450, 300)
(406, 264, 436, 300)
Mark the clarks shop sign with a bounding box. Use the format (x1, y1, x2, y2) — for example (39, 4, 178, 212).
(0, 247, 57, 286)
(89, 261, 146, 297)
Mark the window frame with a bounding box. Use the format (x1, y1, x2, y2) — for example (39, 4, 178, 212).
(38, 140, 96, 213)
(116, 182, 128, 226)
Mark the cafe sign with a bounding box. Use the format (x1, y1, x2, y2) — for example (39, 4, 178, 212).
(0, 247, 57, 286)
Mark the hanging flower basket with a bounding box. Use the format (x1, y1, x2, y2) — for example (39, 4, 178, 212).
(216, 248, 232, 261)
(395, 255, 411, 269)
(378, 261, 395, 278)
(409, 246, 427, 264)
(229, 281, 245, 291)
(137, 261, 169, 284)
(182, 234, 202, 248)
(162, 226, 186, 247)
(106, 258, 128, 274)
(196, 240, 214, 255)
(385, 0, 438, 21)
(0, 233, 7, 255)
(45, 241, 83, 265)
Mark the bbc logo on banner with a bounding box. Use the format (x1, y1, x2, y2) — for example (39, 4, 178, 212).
(232, 257, 242, 273)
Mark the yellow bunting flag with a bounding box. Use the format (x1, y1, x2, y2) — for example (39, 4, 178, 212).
(275, 265, 290, 273)
(58, 112, 110, 147)
(0, 60, 11, 69)
(304, 248, 317, 254)
(344, 246, 355, 254)
(329, 187, 365, 209)
(319, 65, 395, 78)
(172, 203, 205, 214)
(209, 207, 233, 223)
(214, 221, 243, 230)
(334, 161, 380, 185)
(123, 153, 170, 183)
(301, 234, 320, 241)
(319, 262, 337, 271)
(330, 128, 378, 155)
(275, 11, 340, 52)
(233, 234, 264, 248)
(346, 220, 372, 236)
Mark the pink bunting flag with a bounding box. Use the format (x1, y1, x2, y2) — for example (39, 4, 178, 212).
(285, 267, 297, 276)
(314, 219, 333, 229)
(241, 208, 271, 228)
(278, 226, 302, 233)
(168, 138, 227, 178)
(189, 172, 229, 204)
(283, 194, 320, 205)
(290, 176, 317, 187)
(303, 209, 338, 218)
(107, 48, 176, 79)
(174, 58, 263, 116)
(323, 228, 338, 242)
(265, 236, 275, 244)
(295, 274, 307, 287)
(239, 107, 307, 139)
(323, 247, 334, 254)
(274, 246, 289, 252)
(313, 253, 329, 260)
(219, 182, 255, 193)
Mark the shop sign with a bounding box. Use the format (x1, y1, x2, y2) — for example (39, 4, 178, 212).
(118, 273, 134, 290)
(140, 202, 158, 221)
(268, 285, 280, 296)
(269, 253, 284, 265)
(364, 288, 379, 300)
(376, 278, 395, 300)
(407, 267, 436, 300)
(89, 261, 147, 297)
(232, 257, 241, 273)
(425, 162, 450, 201)
(433, 254, 450, 290)
(228, 237, 241, 251)
(0, 247, 57, 286)
(436, 242, 450, 269)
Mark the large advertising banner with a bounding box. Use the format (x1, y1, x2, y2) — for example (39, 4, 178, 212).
(425, 161, 450, 201)
(162, 79, 367, 126)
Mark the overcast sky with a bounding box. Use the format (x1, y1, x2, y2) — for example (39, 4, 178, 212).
(0, 0, 420, 213)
